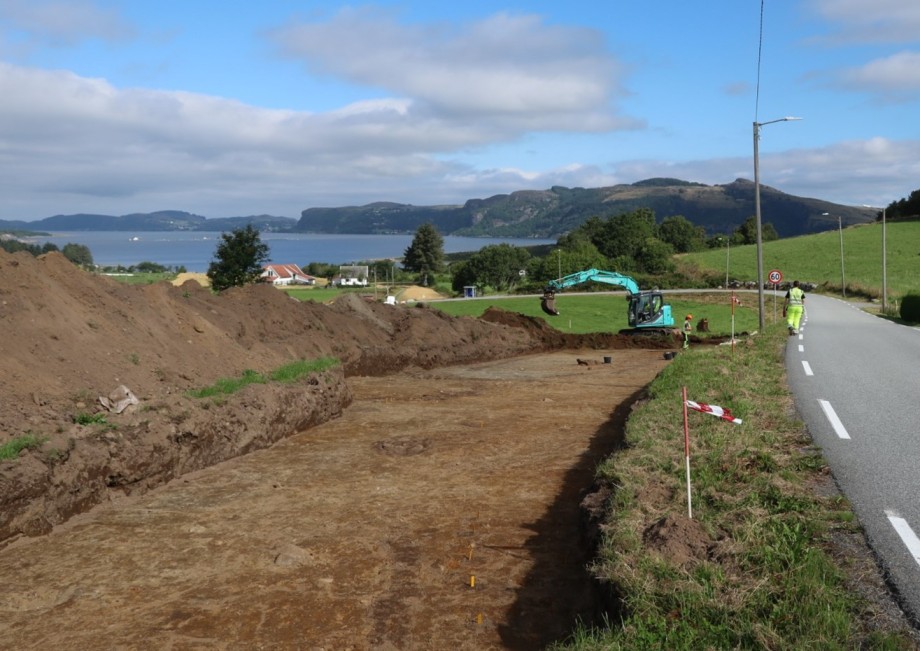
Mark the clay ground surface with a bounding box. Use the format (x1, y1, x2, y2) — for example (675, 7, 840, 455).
(0, 349, 667, 650)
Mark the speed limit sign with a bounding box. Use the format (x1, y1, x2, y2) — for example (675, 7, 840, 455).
(768, 269, 783, 284)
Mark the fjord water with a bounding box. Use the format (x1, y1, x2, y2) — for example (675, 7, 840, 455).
(33, 231, 555, 271)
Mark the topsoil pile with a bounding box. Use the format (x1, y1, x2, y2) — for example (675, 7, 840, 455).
(0, 250, 673, 545)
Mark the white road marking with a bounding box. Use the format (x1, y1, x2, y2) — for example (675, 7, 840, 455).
(886, 511, 920, 567)
(802, 361, 814, 376)
(798, 345, 804, 352)
(798, 334, 804, 341)
(818, 400, 851, 440)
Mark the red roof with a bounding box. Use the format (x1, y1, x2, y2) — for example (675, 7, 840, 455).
(262, 264, 314, 282)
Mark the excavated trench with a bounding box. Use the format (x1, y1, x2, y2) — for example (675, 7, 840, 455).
(0, 253, 683, 646)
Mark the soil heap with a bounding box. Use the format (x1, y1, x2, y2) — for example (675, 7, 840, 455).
(0, 250, 671, 545)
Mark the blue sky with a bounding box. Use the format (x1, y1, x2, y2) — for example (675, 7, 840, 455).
(1, 0, 918, 220)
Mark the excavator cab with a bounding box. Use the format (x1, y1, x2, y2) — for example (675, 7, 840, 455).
(628, 291, 671, 328)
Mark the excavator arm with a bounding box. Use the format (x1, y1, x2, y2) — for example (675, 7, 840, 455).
(539, 267, 674, 331)
(544, 269, 641, 294)
(540, 268, 639, 316)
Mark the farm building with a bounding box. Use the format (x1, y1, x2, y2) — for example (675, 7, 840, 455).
(261, 264, 316, 286)
(332, 265, 369, 287)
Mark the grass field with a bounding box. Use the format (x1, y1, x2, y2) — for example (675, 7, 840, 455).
(431, 292, 762, 335)
(280, 285, 394, 303)
(100, 271, 178, 285)
(682, 221, 920, 300)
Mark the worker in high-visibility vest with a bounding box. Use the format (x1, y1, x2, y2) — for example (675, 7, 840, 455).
(783, 280, 806, 335)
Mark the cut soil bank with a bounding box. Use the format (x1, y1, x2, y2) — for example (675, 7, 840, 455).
(0, 350, 668, 649)
(0, 250, 676, 544)
(0, 250, 688, 647)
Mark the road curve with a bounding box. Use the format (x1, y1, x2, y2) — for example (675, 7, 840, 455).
(785, 293, 920, 624)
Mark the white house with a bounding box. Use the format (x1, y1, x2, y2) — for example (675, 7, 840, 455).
(332, 265, 369, 287)
(261, 264, 316, 286)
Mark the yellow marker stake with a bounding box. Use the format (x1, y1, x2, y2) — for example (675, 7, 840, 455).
(468, 544, 474, 560)
(470, 575, 475, 588)
(476, 612, 483, 625)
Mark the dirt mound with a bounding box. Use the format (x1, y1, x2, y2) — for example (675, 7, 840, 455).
(481, 306, 680, 350)
(395, 285, 444, 301)
(643, 513, 713, 568)
(0, 250, 672, 544)
(171, 272, 210, 287)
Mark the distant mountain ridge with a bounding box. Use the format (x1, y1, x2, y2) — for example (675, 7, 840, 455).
(0, 211, 297, 233)
(295, 178, 876, 238)
(0, 179, 877, 239)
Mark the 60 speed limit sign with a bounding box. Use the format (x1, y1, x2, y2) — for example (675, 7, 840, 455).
(768, 269, 783, 284)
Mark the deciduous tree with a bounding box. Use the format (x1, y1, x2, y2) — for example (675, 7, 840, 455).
(61, 243, 94, 267)
(658, 215, 706, 253)
(734, 216, 778, 245)
(456, 244, 531, 292)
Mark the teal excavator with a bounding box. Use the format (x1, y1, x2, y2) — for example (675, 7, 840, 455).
(540, 268, 675, 334)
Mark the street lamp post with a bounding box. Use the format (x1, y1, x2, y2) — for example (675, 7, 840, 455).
(838, 215, 846, 298)
(753, 116, 802, 331)
(863, 205, 888, 311)
(823, 211, 846, 297)
(882, 208, 887, 312)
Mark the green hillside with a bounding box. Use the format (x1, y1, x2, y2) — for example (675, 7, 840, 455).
(681, 221, 920, 300)
(295, 179, 875, 239)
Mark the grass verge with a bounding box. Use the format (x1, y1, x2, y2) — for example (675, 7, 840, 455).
(187, 357, 339, 399)
(550, 323, 916, 649)
(0, 434, 45, 461)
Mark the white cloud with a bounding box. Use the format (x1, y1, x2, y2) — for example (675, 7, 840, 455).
(0, 55, 917, 219)
(0, 61, 475, 216)
(809, 0, 920, 44)
(269, 7, 637, 132)
(607, 137, 920, 208)
(0, 0, 134, 46)
(836, 51, 920, 98)
(0, 3, 650, 221)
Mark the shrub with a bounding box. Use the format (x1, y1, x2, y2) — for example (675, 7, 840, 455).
(899, 292, 920, 323)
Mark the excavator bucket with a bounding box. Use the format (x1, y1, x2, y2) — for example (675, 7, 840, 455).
(541, 290, 560, 316)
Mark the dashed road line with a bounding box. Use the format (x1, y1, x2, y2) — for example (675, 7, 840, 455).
(818, 399, 851, 440)
(802, 361, 814, 376)
(886, 511, 920, 567)
(798, 345, 804, 352)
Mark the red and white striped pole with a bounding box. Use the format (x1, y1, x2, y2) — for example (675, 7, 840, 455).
(682, 386, 692, 519)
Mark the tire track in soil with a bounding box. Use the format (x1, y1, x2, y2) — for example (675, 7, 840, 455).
(0, 349, 669, 650)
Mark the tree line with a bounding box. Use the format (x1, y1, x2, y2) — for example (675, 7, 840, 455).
(399, 210, 779, 294)
(0, 238, 94, 267)
(0, 206, 783, 295)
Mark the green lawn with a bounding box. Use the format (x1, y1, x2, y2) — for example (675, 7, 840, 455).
(280, 285, 394, 302)
(431, 292, 762, 335)
(100, 272, 178, 285)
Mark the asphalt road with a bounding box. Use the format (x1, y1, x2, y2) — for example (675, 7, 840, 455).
(785, 293, 920, 624)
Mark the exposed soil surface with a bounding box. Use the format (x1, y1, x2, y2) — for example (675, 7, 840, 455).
(0, 350, 668, 649)
(0, 249, 685, 648)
